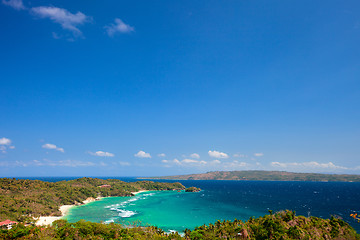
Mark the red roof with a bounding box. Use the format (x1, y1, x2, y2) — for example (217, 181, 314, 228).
(0, 219, 17, 226)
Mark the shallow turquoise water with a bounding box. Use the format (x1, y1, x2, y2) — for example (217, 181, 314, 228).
(64, 180, 360, 233)
(65, 190, 262, 233)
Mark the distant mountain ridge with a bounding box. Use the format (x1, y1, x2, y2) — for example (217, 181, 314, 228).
(146, 170, 360, 182)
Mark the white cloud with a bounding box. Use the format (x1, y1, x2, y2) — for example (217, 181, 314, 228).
(34, 159, 96, 167)
(42, 143, 64, 153)
(0, 137, 11, 145)
(2, 0, 25, 10)
(211, 159, 221, 164)
(182, 159, 199, 164)
(173, 159, 181, 165)
(31, 6, 90, 36)
(1, 159, 97, 167)
(208, 150, 229, 159)
(12, 160, 27, 167)
(230, 161, 248, 167)
(190, 153, 200, 159)
(158, 153, 166, 157)
(32, 160, 42, 165)
(89, 151, 114, 157)
(134, 150, 151, 158)
(56, 160, 96, 167)
(220, 160, 249, 170)
(163, 158, 208, 166)
(254, 153, 264, 157)
(105, 18, 134, 36)
(0, 146, 6, 154)
(160, 157, 254, 171)
(270, 161, 348, 171)
(180, 159, 207, 165)
(303, 161, 346, 169)
(271, 162, 288, 168)
(0, 138, 15, 154)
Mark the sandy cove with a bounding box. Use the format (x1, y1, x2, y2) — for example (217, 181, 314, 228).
(35, 197, 99, 226)
(35, 192, 148, 226)
(35, 205, 74, 226)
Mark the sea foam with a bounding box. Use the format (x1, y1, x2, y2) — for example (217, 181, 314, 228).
(104, 219, 114, 224)
(104, 193, 155, 219)
(117, 209, 136, 218)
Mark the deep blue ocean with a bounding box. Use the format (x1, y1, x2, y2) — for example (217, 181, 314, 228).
(20, 176, 360, 232)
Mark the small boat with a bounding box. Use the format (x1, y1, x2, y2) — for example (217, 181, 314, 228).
(350, 213, 360, 222)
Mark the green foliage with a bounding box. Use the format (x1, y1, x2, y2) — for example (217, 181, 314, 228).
(185, 187, 201, 192)
(0, 211, 359, 239)
(182, 210, 360, 240)
(288, 226, 302, 238)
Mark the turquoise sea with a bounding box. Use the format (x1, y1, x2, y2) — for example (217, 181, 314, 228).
(65, 190, 262, 233)
(56, 179, 360, 233)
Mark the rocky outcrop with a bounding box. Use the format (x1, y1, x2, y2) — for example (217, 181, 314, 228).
(185, 187, 201, 192)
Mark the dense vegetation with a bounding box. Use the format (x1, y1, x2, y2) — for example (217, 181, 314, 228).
(0, 211, 359, 239)
(148, 170, 360, 182)
(185, 187, 201, 192)
(0, 178, 185, 223)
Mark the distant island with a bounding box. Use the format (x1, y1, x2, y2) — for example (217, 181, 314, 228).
(144, 170, 360, 182)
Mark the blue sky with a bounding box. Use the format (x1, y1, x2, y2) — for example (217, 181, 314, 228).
(1, 0, 360, 177)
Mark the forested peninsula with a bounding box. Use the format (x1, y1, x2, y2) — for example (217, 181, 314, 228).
(0, 177, 184, 223)
(146, 170, 360, 182)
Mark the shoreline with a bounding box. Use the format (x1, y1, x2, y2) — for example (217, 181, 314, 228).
(35, 197, 100, 226)
(35, 205, 74, 226)
(131, 190, 150, 195)
(35, 191, 151, 226)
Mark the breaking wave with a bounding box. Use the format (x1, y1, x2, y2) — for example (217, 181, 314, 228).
(104, 192, 156, 218)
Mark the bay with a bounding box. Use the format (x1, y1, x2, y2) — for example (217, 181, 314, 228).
(63, 180, 360, 233)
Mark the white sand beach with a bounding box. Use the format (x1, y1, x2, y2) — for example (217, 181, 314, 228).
(82, 197, 96, 204)
(35, 197, 102, 226)
(131, 190, 149, 195)
(35, 216, 63, 226)
(35, 204, 74, 226)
